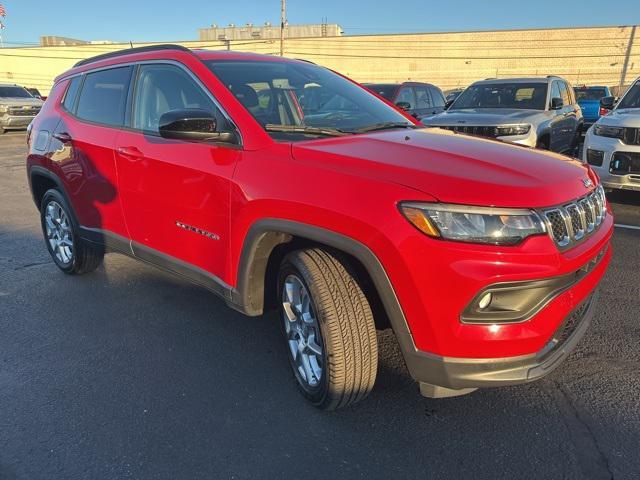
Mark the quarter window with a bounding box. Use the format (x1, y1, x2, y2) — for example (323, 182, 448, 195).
(75, 67, 132, 127)
(62, 76, 81, 112)
(132, 64, 225, 134)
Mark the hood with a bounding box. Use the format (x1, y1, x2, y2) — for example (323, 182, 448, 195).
(292, 128, 595, 208)
(597, 108, 640, 128)
(422, 108, 544, 126)
(0, 97, 44, 107)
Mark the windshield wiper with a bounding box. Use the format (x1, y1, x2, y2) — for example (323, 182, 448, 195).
(350, 122, 418, 134)
(265, 124, 350, 137)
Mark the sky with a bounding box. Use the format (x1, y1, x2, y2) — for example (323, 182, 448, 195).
(1, 0, 640, 46)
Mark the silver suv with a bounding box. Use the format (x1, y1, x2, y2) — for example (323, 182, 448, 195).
(583, 77, 640, 191)
(423, 77, 583, 154)
(0, 84, 44, 134)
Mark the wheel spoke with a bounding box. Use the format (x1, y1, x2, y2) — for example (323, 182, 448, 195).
(306, 333, 322, 356)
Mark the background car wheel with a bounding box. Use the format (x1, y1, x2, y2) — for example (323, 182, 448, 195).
(278, 248, 378, 410)
(40, 189, 104, 275)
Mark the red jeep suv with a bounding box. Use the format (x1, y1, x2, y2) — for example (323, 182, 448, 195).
(27, 45, 612, 410)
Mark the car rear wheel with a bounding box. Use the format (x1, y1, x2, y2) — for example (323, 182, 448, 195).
(278, 248, 378, 410)
(40, 189, 104, 275)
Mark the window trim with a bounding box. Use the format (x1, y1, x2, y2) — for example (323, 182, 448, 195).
(61, 75, 84, 114)
(55, 59, 242, 147)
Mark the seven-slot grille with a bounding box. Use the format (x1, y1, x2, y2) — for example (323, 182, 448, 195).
(438, 125, 500, 138)
(622, 127, 640, 146)
(542, 186, 606, 248)
(7, 105, 41, 116)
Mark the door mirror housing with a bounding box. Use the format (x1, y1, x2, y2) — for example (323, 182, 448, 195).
(550, 97, 564, 110)
(395, 101, 411, 111)
(444, 99, 454, 110)
(600, 96, 616, 111)
(158, 109, 236, 143)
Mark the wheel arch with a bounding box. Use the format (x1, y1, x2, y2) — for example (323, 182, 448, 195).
(233, 219, 411, 337)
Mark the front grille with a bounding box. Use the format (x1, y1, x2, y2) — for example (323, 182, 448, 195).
(610, 151, 640, 175)
(542, 187, 606, 249)
(622, 127, 640, 146)
(7, 106, 40, 116)
(438, 125, 499, 138)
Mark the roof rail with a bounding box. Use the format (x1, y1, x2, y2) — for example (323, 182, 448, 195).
(74, 44, 191, 68)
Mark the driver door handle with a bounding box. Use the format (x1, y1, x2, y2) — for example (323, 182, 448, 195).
(116, 146, 143, 161)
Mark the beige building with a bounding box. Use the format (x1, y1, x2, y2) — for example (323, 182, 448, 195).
(1, 25, 637, 96)
(198, 22, 343, 41)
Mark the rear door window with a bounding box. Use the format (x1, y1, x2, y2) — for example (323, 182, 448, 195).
(429, 87, 445, 107)
(414, 86, 433, 110)
(396, 87, 416, 109)
(75, 66, 132, 127)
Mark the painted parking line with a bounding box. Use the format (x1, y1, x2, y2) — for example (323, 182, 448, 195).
(615, 223, 640, 231)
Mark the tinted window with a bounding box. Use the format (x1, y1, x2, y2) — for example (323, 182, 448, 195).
(75, 67, 131, 127)
(0, 86, 33, 98)
(451, 83, 548, 110)
(414, 86, 433, 109)
(574, 88, 607, 101)
(396, 87, 416, 108)
(62, 77, 82, 112)
(559, 82, 571, 106)
(362, 84, 398, 101)
(618, 82, 640, 109)
(133, 64, 224, 134)
(206, 60, 412, 139)
(430, 87, 446, 107)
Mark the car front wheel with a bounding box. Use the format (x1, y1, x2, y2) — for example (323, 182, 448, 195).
(278, 248, 378, 410)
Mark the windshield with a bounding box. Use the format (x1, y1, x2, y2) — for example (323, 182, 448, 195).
(450, 83, 548, 110)
(574, 88, 607, 101)
(617, 82, 640, 109)
(205, 60, 412, 139)
(0, 86, 33, 98)
(363, 84, 398, 101)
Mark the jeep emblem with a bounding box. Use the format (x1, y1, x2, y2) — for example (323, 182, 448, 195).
(582, 178, 593, 188)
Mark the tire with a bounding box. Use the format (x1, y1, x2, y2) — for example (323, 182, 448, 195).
(40, 189, 103, 275)
(278, 248, 378, 410)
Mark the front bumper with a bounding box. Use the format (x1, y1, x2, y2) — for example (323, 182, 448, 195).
(583, 131, 640, 191)
(0, 114, 36, 129)
(404, 290, 598, 391)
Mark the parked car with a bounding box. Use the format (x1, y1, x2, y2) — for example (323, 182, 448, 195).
(27, 45, 612, 410)
(423, 77, 583, 154)
(0, 83, 44, 133)
(583, 77, 640, 191)
(445, 88, 464, 103)
(25, 87, 44, 100)
(574, 85, 613, 132)
(362, 82, 446, 120)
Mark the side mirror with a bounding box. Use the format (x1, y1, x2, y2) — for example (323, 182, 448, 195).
(395, 101, 411, 111)
(600, 96, 616, 110)
(550, 97, 564, 110)
(444, 99, 454, 110)
(158, 109, 236, 143)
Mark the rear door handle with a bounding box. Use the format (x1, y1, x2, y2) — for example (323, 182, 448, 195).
(116, 146, 143, 160)
(53, 132, 72, 143)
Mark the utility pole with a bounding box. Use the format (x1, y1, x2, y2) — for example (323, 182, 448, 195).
(619, 25, 636, 95)
(279, 0, 286, 56)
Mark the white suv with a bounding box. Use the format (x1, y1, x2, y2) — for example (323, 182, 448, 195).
(583, 78, 640, 192)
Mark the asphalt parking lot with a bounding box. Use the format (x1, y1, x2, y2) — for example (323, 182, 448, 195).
(1, 130, 639, 480)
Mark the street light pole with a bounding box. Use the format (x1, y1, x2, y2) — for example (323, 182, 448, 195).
(279, 0, 286, 56)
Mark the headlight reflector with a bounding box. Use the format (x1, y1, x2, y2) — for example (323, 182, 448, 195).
(594, 124, 624, 139)
(400, 203, 546, 245)
(495, 124, 531, 136)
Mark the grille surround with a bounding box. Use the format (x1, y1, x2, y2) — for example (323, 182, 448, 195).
(541, 186, 606, 249)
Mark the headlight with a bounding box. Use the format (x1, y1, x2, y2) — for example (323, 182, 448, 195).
(0, 104, 8, 113)
(495, 124, 531, 136)
(399, 203, 546, 245)
(594, 124, 624, 139)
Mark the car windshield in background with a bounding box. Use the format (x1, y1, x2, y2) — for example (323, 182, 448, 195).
(0, 86, 33, 98)
(362, 84, 398, 101)
(450, 83, 548, 110)
(618, 83, 640, 109)
(205, 60, 413, 139)
(574, 88, 607, 101)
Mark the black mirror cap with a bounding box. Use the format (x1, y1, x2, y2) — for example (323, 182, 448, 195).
(550, 97, 564, 110)
(158, 109, 236, 143)
(444, 99, 454, 110)
(600, 96, 616, 110)
(396, 101, 411, 111)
